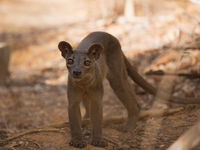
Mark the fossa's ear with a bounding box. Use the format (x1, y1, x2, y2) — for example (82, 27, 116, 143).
(58, 41, 73, 58)
(87, 43, 103, 60)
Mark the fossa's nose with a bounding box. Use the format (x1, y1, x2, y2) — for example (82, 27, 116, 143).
(73, 70, 82, 77)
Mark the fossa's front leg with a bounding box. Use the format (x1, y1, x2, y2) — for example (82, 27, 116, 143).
(67, 83, 87, 148)
(88, 87, 108, 147)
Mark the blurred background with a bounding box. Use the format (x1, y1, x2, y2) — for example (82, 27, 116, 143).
(0, 0, 200, 149)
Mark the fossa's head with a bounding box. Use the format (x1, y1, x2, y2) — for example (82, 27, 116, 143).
(58, 41, 103, 81)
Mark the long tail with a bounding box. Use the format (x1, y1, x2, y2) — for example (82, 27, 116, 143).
(123, 55, 157, 95)
(123, 55, 200, 104)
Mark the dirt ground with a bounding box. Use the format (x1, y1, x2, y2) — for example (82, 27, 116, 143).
(0, 0, 200, 150)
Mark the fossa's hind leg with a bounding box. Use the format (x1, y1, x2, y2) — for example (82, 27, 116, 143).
(107, 56, 140, 130)
(82, 98, 90, 119)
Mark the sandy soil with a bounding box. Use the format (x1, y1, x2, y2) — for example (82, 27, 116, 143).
(0, 0, 200, 149)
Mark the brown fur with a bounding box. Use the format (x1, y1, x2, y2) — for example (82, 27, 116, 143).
(58, 31, 200, 148)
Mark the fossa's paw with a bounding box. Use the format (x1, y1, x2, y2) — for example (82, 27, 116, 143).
(91, 137, 108, 147)
(69, 137, 87, 148)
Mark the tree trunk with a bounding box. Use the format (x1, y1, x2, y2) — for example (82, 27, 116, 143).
(0, 43, 10, 84)
(124, 0, 135, 20)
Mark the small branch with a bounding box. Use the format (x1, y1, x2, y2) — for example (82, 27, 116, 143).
(0, 128, 63, 146)
(145, 70, 200, 79)
(139, 107, 184, 120)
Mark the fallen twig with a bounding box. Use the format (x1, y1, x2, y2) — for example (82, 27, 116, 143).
(0, 128, 64, 146)
(139, 107, 184, 119)
(145, 70, 200, 79)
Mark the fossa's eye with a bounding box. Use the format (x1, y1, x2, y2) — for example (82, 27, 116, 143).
(84, 60, 91, 66)
(67, 58, 74, 65)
